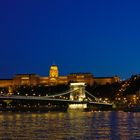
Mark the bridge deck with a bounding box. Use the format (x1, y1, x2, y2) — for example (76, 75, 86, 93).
(0, 95, 112, 106)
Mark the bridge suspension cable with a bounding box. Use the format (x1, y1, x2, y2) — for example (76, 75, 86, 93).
(47, 89, 79, 98)
(85, 90, 99, 101)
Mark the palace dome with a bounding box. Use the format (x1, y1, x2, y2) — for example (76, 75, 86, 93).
(49, 64, 59, 78)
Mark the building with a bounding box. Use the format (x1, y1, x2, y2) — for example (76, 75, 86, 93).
(0, 64, 120, 87)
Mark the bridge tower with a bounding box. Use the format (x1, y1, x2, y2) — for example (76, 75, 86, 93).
(8, 86, 13, 95)
(69, 83, 87, 109)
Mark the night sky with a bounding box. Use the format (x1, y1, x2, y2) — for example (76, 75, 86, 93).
(0, 0, 140, 79)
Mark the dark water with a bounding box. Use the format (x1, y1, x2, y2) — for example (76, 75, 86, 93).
(0, 111, 140, 140)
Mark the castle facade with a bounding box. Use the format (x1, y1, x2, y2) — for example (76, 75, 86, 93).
(0, 65, 120, 87)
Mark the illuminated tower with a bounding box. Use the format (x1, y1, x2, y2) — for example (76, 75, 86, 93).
(49, 64, 59, 85)
(69, 83, 87, 110)
(49, 64, 59, 78)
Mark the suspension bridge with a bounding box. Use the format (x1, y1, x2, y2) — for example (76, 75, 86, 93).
(0, 83, 113, 110)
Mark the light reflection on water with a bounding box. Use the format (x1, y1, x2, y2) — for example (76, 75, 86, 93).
(0, 111, 140, 139)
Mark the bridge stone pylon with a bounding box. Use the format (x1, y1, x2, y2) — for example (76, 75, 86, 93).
(69, 83, 87, 109)
(70, 83, 86, 101)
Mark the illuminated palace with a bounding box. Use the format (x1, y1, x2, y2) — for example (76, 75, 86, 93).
(0, 65, 120, 87)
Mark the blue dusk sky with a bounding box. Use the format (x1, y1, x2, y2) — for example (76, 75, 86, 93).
(0, 0, 140, 79)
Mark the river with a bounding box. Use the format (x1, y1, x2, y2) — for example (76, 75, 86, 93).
(0, 111, 140, 140)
